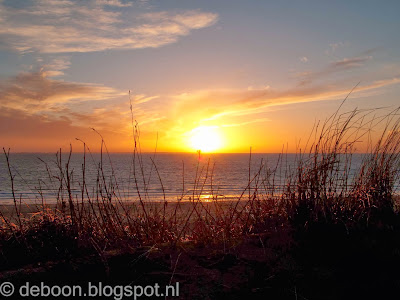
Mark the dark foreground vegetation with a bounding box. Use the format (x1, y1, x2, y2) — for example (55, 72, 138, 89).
(1, 102, 400, 299)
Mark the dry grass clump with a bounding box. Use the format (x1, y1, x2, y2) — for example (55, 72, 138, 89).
(282, 104, 400, 230)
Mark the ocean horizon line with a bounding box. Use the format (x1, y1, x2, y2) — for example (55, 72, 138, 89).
(1, 151, 376, 155)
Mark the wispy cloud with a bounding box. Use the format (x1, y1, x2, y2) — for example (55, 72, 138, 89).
(297, 55, 373, 85)
(300, 56, 309, 63)
(0, 0, 218, 53)
(35, 56, 71, 77)
(330, 56, 372, 70)
(0, 67, 165, 149)
(0, 107, 130, 151)
(325, 42, 345, 55)
(0, 70, 123, 113)
(1, 68, 399, 151)
(94, 0, 133, 7)
(221, 118, 271, 128)
(0, 66, 135, 151)
(134, 94, 160, 105)
(169, 77, 400, 128)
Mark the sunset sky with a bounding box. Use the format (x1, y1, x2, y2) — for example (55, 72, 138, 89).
(1, 0, 400, 153)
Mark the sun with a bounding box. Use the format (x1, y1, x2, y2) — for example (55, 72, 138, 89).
(189, 126, 223, 152)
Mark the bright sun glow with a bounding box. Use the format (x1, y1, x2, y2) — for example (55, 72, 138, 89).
(189, 126, 223, 152)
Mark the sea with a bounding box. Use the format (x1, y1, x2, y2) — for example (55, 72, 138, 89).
(0, 152, 398, 204)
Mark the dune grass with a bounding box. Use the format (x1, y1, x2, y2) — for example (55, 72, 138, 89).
(1, 101, 400, 298)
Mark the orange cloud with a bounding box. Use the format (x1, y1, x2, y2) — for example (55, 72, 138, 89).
(0, 70, 123, 113)
(168, 77, 400, 129)
(1, 66, 399, 153)
(0, 107, 131, 152)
